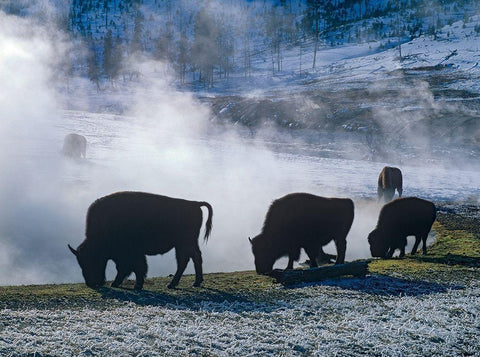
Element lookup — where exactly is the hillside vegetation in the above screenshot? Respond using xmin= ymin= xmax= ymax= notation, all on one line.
xmin=2 ymin=0 xmax=480 ymax=87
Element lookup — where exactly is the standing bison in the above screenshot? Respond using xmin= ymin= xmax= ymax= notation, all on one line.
xmin=62 ymin=133 xmax=87 ymax=158
xmin=68 ymin=191 xmax=213 ymax=290
xmin=377 ymin=166 xmax=403 ymax=202
xmin=368 ymin=197 xmax=436 ymax=258
xmin=249 ymin=193 xmax=354 ymax=274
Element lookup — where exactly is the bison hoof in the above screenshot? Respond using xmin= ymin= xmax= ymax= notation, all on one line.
xmin=193 ymin=281 xmax=203 ymax=287
xmin=167 ymin=283 xmax=177 ymax=289
xmin=111 ymin=282 xmax=120 ymax=288
xmin=134 ymin=285 xmax=143 ymax=291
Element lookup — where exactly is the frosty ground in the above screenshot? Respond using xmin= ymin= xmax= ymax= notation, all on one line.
xmin=1 ymin=269 xmax=478 ymax=356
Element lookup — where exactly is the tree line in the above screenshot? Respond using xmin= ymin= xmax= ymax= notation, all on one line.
xmin=67 ymin=0 xmax=480 ymax=88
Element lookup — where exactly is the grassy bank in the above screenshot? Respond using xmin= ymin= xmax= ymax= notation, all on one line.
xmin=1 ymin=203 xmax=479 ymax=310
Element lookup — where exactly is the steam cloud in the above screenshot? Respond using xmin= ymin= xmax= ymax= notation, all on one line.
xmin=0 ymin=7 xmax=374 ymax=286
xmin=1 ymin=2 xmax=478 ymax=286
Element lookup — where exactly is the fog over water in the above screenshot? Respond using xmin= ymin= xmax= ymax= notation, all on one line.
xmin=1 ymin=7 xmax=479 ymax=286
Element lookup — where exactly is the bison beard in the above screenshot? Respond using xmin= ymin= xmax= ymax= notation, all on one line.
xmin=68 ymin=191 xmax=213 ymax=290
xmin=368 ymin=197 xmax=436 ymax=258
xmin=250 ymin=193 xmax=354 ymax=274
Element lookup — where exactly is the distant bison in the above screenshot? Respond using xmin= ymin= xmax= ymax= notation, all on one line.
xmin=68 ymin=191 xmax=213 ymax=290
xmin=368 ymin=197 xmax=436 ymax=258
xmin=249 ymin=193 xmax=354 ymax=274
xmin=377 ymin=166 xmax=403 ymax=202
xmin=62 ymin=133 xmax=87 ymax=158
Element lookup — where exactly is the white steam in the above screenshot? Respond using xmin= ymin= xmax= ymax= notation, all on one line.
xmin=0 ymin=4 xmax=479 ymax=287
xmin=0 ymin=9 xmax=377 ymax=285
xmin=0 ymin=10 xmax=80 ymax=284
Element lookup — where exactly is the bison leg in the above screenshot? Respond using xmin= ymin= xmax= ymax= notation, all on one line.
xmin=168 ymin=250 xmax=190 ymax=289
xmin=421 ymin=234 xmax=428 ymax=255
xmin=397 ymin=187 xmax=403 ymax=197
xmin=133 ymin=255 xmax=148 ymax=290
xmin=316 ymin=247 xmax=336 ymax=264
xmin=399 ymin=246 xmax=405 ymax=258
xmin=286 ymin=257 xmax=294 ymax=270
xmin=384 ymin=188 xmax=395 ymax=202
xmin=385 ymin=247 xmax=395 ymax=259
xmin=334 ymin=239 xmax=346 ymax=264
xmin=305 ymin=249 xmax=318 ymax=268
xmin=112 ymin=263 xmax=132 ymax=288
xmin=286 ymin=248 xmax=301 ymax=270
xmin=411 ymin=235 xmax=422 ymax=255
xmin=191 ymin=246 xmax=203 ymax=287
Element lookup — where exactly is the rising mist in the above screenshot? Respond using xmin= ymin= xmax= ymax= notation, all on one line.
xmin=1 ymin=2 xmax=479 ymax=286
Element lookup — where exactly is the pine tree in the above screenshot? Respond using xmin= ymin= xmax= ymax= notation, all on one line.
xmin=131 ymin=10 xmax=145 ymax=53
xmin=87 ymin=41 xmax=101 ymax=91
xmin=192 ymin=3 xmax=219 ymax=88
xmin=103 ymin=30 xmax=121 ymax=83
xmin=177 ymin=31 xmax=189 ymax=84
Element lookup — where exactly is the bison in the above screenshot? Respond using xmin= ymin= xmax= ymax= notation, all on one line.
xmin=249 ymin=193 xmax=354 ymax=274
xmin=68 ymin=191 xmax=213 ymax=290
xmin=62 ymin=133 xmax=87 ymax=158
xmin=368 ymin=197 xmax=436 ymax=258
xmin=377 ymin=166 xmax=403 ymax=202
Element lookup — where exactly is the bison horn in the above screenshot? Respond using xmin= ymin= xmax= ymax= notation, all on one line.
xmin=248 ymin=237 xmax=252 ymax=244
xmin=68 ymin=244 xmax=78 ymax=256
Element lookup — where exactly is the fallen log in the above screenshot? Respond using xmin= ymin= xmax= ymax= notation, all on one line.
xmin=269 ymin=260 xmax=370 ymax=286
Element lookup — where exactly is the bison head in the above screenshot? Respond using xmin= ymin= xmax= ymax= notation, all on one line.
xmin=69 ymin=244 xmax=107 ymax=288
xmin=367 ymin=229 xmax=389 ymax=258
xmin=249 ymin=235 xmax=275 ymax=275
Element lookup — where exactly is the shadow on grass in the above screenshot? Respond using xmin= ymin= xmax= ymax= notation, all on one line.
xmin=285 ymin=274 xmax=464 ymax=297
xmin=409 ymin=254 xmax=480 ymax=267
xmin=97 ymin=286 xmax=263 ymax=312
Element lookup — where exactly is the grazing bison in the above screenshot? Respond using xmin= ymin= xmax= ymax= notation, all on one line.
xmin=249 ymin=193 xmax=354 ymax=274
xmin=62 ymin=133 xmax=87 ymax=158
xmin=368 ymin=197 xmax=436 ymax=258
xmin=377 ymin=166 xmax=403 ymax=202
xmin=68 ymin=191 xmax=213 ymax=290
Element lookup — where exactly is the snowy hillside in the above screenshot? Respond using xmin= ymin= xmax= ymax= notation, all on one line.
xmin=64 ymin=0 xmax=480 ymax=89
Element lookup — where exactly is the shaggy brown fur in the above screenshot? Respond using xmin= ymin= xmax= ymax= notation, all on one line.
xmin=250 ymin=193 xmax=354 ymax=274
xmin=62 ymin=133 xmax=87 ymax=158
xmin=69 ymin=191 xmax=213 ymax=290
xmin=368 ymin=197 xmax=436 ymax=258
xmin=377 ymin=166 xmax=403 ymax=202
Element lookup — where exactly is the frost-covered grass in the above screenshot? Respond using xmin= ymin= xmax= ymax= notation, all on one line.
xmin=1 ymin=280 xmax=478 ymax=356
xmin=0 ymin=207 xmax=479 ymax=356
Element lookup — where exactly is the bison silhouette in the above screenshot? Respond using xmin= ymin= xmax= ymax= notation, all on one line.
xmin=368 ymin=197 xmax=436 ymax=258
xmin=249 ymin=193 xmax=354 ymax=274
xmin=377 ymin=166 xmax=403 ymax=202
xmin=62 ymin=133 xmax=87 ymax=158
xmin=68 ymin=191 xmax=213 ymax=290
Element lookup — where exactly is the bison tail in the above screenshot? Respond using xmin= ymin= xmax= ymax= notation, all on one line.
xmin=199 ymin=201 xmax=213 ymax=242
